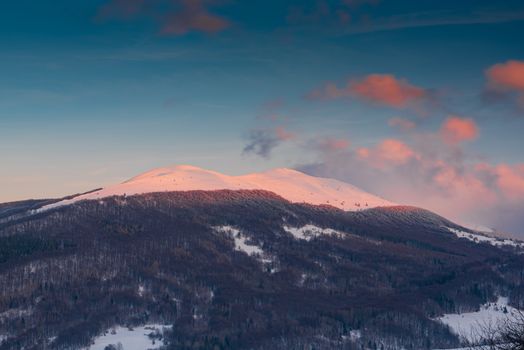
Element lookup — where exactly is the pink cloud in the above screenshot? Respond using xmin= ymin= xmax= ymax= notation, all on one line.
xmin=357 ymin=138 xmax=418 ymax=168
xmin=97 ymin=0 xmax=230 ymax=35
xmin=440 ymin=116 xmax=479 ymax=144
xmin=275 ymin=126 xmax=295 ymax=141
xmin=492 ymin=164 xmax=524 ymax=199
xmin=161 ymin=0 xmax=229 ymax=35
xmin=388 ymin=117 xmax=416 ymax=131
xmin=484 ymin=60 xmax=524 ymax=109
xmin=356 ymin=147 xmax=370 ymax=158
xmin=486 ymin=60 xmax=524 ymax=92
xmin=350 ymin=75 xmax=427 ymax=108
xmin=298 ymin=106 xmax=524 ymax=235
xmin=375 ymin=138 xmax=417 ymax=164
xmin=317 ymin=138 xmax=351 ymax=152
xmin=301 ymin=120 xmax=524 ymax=234
xmin=309 ymin=74 xmax=429 ymax=109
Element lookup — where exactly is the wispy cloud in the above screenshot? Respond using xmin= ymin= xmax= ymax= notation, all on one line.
xmin=388 ymin=117 xmax=416 ymax=131
xmin=338 ymin=9 xmax=524 ymax=35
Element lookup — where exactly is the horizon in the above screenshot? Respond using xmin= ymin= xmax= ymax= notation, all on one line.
xmin=1 ymin=0 xmax=524 ymax=236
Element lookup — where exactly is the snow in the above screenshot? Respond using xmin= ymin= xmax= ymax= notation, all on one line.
xmin=138 ymin=284 xmax=145 ymax=297
xmin=437 ymin=296 xmax=521 ymax=343
xmin=349 ymin=329 xmax=361 ymax=341
xmin=283 ymin=224 xmax=344 ymax=241
xmin=213 ymin=226 xmax=274 ymax=266
xmin=458 ymin=222 xmax=495 ymax=234
xmin=38 ymin=165 xmax=394 ymax=212
xmin=85 ymin=324 xmax=171 ymax=350
xmin=0 ymin=307 xmax=33 ymax=321
xmin=340 ymin=330 xmax=361 ymax=344
xmin=447 ymin=227 xmax=524 ymax=249
xmin=434 ymin=346 xmax=490 ymax=350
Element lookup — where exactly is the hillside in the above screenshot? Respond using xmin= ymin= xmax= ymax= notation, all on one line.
xmin=0 ymin=189 xmax=523 ymax=349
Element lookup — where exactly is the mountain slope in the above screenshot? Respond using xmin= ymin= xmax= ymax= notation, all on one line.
xmin=0 ymin=166 xmax=523 ymax=350
xmin=39 ymin=165 xmax=394 ymax=212
xmin=0 ymin=190 xmax=523 ymax=349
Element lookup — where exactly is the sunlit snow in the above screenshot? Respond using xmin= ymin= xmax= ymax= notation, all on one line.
xmin=38 ymin=165 xmax=394 ymax=212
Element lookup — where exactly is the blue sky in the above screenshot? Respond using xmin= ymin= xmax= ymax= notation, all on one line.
xmin=1 ymin=0 xmax=524 ymax=234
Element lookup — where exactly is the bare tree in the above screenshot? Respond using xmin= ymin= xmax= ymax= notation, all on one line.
xmin=468 ymin=310 xmax=524 ymax=350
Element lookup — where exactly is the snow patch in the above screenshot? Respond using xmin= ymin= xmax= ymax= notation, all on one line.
xmin=437 ymin=296 xmax=521 ymax=343
xmin=283 ymin=224 xmax=344 ymax=241
xmin=85 ymin=324 xmax=171 ymax=350
xmin=138 ymin=284 xmax=145 ymax=297
xmin=298 ymin=273 xmax=308 ymax=286
xmin=213 ymin=226 xmax=275 ymax=268
xmin=448 ymin=227 xmax=524 ymax=249
xmin=349 ymin=329 xmax=361 ymax=341
xmin=0 ymin=307 xmax=33 ymax=321
xmin=340 ymin=330 xmax=361 ymax=344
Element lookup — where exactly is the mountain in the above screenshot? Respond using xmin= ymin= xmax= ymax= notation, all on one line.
xmin=0 ymin=165 xmax=523 ymax=350
xmin=39 ymin=165 xmax=394 ymax=212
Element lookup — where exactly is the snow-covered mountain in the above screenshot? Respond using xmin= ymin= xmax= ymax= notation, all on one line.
xmin=40 ymin=164 xmax=394 ymax=212
xmin=1 ymin=167 xmax=524 ymax=349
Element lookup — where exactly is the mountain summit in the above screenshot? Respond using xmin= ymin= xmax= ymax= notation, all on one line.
xmin=42 ymin=164 xmax=395 ymax=212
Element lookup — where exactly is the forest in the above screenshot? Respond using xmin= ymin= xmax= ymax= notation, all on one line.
xmin=0 ymin=190 xmax=523 ymax=349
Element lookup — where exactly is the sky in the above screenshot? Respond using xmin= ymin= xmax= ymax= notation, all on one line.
xmin=1 ymin=0 xmax=524 ymax=235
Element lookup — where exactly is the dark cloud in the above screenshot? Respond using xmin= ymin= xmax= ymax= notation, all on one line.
xmin=242 ymin=127 xmax=294 ymax=159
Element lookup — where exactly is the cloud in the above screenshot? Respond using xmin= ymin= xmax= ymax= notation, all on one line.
xmin=309 ymin=74 xmax=430 ymax=110
xmin=97 ymin=0 xmax=230 ymax=35
xmin=256 ymin=98 xmax=288 ymax=122
xmin=344 ymin=10 xmax=524 ymax=35
xmin=486 ymin=60 xmax=524 ymax=92
xmin=314 ymin=137 xmax=351 ymax=153
xmin=496 ymin=164 xmax=524 ymax=199
xmin=388 ymin=117 xmax=416 ymax=131
xmin=161 ymin=0 xmax=229 ymax=35
xmin=478 ymin=163 xmax=524 ymax=200
xmin=357 ymin=138 xmax=418 ymax=168
xmin=440 ymin=116 xmax=479 ymax=144
xmin=243 ymin=126 xmax=295 ymax=158
xmin=299 ymin=118 xmax=524 ymax=236
xmin=286 ymin=0 xmax=367 ymax=26
xmin=485 ymin=60 xmax=524 ymax=109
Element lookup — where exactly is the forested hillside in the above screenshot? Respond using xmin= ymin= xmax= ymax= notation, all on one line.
xmin=0 ymin=190 xmax=523 ymax=349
